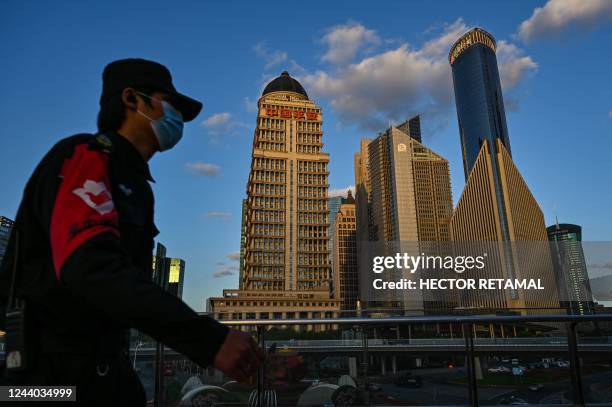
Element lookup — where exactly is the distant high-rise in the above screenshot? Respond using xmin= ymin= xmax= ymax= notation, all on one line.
xmin=449 ymin=28 xmax=511 ymax=180
xmin=152 ymin=243 xmax=185 ymax=299
xmin=328 ymin=195 xmax=343 ymax=283
xmin=547 ymin=223 xmax=594 ymax=315
xmin=0 ymin=216 xmax=14 ymax=265
xmin=355 ymin=139 xmax=374 ymax=246
xmin=167 ymin=258 xmax=186 ymax=299
xmin=396 ymin=115 xmax=422 ymax=143
xmin=209 ymin=71 xmax=340 ymax=325
xmin=332 ymin=191 xmax=358 ymax=311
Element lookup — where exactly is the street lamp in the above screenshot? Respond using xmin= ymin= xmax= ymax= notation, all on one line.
xmin=133 ymin=341 xmax=144 ymax=369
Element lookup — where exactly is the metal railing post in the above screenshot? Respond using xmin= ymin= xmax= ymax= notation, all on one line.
xmin=567 ymin=322 xmax=585 ymax=406
xmin=464 ymin=322 xmax=479 ymax=407
xmin=361 ymin=324 xmax=370 ymax=406
xmin=257 ymin=325 xmax=265 ymax=407
xmin=153 ymin=340 xmax=164 ymax=407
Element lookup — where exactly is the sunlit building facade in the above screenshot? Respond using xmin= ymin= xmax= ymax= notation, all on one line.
xmin=332 ymin=191 xmax=358 ymax=311
xmin=359 ymin=123 xmax=452 ymax=243
xmin=152 ymin=249 xmax=185 ymax=299
xmin=450 ymin=139 xmax=560 ymax=312
xmin=449 ymin=28 xmax=559 ymax=314
xmin=355 ymin=119 xmax=454 ymax=312
xmin=209 ymin=71 xmax=340 ymax=326
xmin=328 ymin=195 xmax=343 ymax=284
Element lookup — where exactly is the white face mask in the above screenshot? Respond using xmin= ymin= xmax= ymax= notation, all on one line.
xmin=136 ymin=92 xmax=184 ymax=151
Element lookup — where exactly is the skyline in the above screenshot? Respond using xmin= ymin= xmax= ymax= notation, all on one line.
xmin=1 ymin=1 xmax=611 ymax=311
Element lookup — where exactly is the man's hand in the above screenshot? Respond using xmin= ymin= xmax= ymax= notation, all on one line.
xmin=213 ymin=329 xmax=265 ymax=382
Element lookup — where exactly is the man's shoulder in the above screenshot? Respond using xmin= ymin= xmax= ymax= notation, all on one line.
xmin=40 ymin=133 xmax=119 ymax=165
xmin=50 ymin=133 xmax=113 ymax=155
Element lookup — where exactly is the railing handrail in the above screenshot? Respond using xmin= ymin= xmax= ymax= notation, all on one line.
xmin=211 ymin=312 xmax=612 ymax=326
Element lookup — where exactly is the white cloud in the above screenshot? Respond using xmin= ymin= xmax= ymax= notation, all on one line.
xmin=201 ymin=112 xmax=247 ymax=139
xmin=321 ymin=22 xmax=380 ymax=65
xmin=496 ymin=41 xmax=539 ymax=89
xmin=185 ymin=161 xmax=220 ymax=176
xmin=300 ymin=19 xmax=537 ymax=132
xmin=328 ymin=185 xmax=355 ymax=198
xmin=227 ymin=252 xmax=240 ymax=261
xmin=202 ymin=211 xmax=231 ymax=220
xmin=518 ymin=0 xmax=612 ymax=42
xmin=202 ymin=112 xmax=231 ymax=128
xmin=608 ymin=109 xmax=612 ymax=119
xmin=213 ymin=264 xmax=238 ymax=278
xmin=589 ymin=261 xmax=612 ymax=269
xmin=254 ymin=42 xmax=288 ymax=70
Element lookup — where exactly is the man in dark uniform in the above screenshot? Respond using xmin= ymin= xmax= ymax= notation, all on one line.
xmin=0 ymin=58 xmax=263 ymax=405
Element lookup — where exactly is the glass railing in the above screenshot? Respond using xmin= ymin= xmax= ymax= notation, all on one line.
xmin=127 ymin=311 xmax=612 ymax=406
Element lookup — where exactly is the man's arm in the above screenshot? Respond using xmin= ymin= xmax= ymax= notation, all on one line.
xmin=45 ymin=142 xmax=262 ymax=376
xmin=61 ymin=234 xmax=228 ymax=367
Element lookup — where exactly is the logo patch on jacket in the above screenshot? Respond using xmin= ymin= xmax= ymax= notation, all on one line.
xmin=73 ymin=180 xmax=115 ymax=215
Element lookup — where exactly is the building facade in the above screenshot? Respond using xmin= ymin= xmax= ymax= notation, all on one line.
xmin=239 ymin=199 xmax=247 ymax=290
xmin=450 ymin=28 xmax=514 ymax=257
xmin=449 ymin=28 xmax=511 ymax=180
xmin=328 ymin=195 xmax=343 ymax=285
xmin=166 ymin=258 xmax=185 ymax=299
xmin=450 ymin=139 xmax=560 ymax=312
xmin=332 ymin=191 xmax=358 ymax=311
xmin=152 ymin=243 xmax=186 ymax=299
xmin=547 ymin=223 xmax=594 ymax=315
xmin=209 ymin=71 xmax=341 ymax=323
xmin=0 ymin=216 xmax=14 ymax=265
xmin=360 ymin=123 xmax=452 ymax=242
xmin=355 ymin=119 xmax=454 ymax=312
xmin=449 ymin=28 xmax=559 ymax=314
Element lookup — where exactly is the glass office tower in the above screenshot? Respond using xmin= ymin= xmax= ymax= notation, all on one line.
xmin=547 ymin=223 xmax=594 ymax=315
xmin=449 ymin=28 xmax=511 ymax=180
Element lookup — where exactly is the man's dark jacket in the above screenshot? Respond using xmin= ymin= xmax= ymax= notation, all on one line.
xmin=0 ymin=132 xmax=228 ymax=398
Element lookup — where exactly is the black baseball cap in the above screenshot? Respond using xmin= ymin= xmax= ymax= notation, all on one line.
xmin=100 ymin=58 xmax=203 ymax=122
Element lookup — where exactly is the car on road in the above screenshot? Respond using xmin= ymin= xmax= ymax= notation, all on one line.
xmin=488 ymin=366 xmax=510 ymax=373
xmin=529 ymin=383 xmax=544 ymax=392
xmin=499 ymin=396 xmax=529 ymax=405
xmin=367 ymin=382 xmax=382 ymax=392
xmin=395 ymin=373 xmax=422 ymax=388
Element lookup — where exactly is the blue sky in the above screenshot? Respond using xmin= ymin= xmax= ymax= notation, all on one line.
xmin=1 ymin=1 xmax=611 ymax=311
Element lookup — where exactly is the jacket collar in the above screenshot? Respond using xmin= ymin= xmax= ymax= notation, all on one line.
xmin=107 ymin=132 xmax=155 ymax=182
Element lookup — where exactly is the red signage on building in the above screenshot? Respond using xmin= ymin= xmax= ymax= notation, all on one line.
xmin=266 ymin=108 xmax=318 ymax=121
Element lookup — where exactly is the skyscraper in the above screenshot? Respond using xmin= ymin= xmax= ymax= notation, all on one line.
xmin=355 ymin=119 xmax=454 ymax=311
xmin=449 ymin=28 xmax=559 ymax=313
xmin=450 ymin=139 xmax=559 ymax=311
xmin=355 ymin=139 xmax=374 ymax=246
xmin=547 ymin=222 xmax=594 ymax=315
xmin=328 ymin=195 xmax=343 ymax=284
xmin=449 ymin=28 xmax=511 ymax=180
xmin=358 ymin=122 xmax=452 ymax=243
xmin=395 ymin=115 xmax=422 ymax=144
xmin=167 ymin=258 xmax=186 ymax=299
xmin=0 ymin=216 xmax=14 ymax=265
xmin=332 ymin=191 xmax=358 ymax=311
xmin=152 ymin=243 xmax=186 ymax=299
xmin=209 ymin=71 xmax=340 ymax=324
